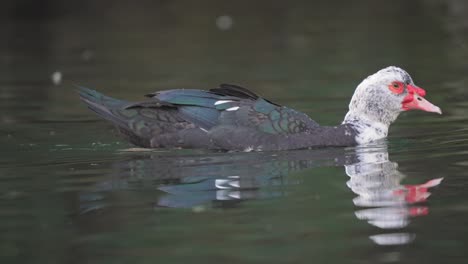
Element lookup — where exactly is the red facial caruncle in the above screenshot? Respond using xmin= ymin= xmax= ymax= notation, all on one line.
xmin=388 ymin=81 xmax=442 ymax=114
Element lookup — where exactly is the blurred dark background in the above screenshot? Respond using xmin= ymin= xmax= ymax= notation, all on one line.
xmin=1 ymin=0 xmax=467 ymax=85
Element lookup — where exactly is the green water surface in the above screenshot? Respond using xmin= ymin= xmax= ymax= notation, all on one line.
xmin=1 ymin=1 xmax=468 ymax=263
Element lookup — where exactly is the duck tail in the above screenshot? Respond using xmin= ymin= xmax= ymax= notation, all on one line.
xmin=77 ymin=86 xmax=155 ymax=147
xmin=77 ymin=86 xmax=130 ymax=128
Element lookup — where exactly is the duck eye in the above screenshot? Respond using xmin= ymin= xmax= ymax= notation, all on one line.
xmin=388 ymin=81 xmax=404 ymax=94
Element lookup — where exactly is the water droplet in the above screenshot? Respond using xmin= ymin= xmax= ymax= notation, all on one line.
xmin=192 ymin=205 xmax=206 ymax=213
xmin=81 ymin=49 xmax=94 ymax=61
xmin=51 ymin=71 xmax=62 ymax=85
xmin=216 ymin=15 xmax=233 ymax=31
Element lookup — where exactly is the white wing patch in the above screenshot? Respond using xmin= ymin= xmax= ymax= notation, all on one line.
xmin=214 ymin=100 xmax=234 ymax=105
xmin=226 ymin=106 xmax=240 ymax=111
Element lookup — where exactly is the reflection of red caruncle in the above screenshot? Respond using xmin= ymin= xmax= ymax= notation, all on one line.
xmin=408 ymin=207 xmax=429 ymax=217
xmin=393 ymin=178 xmax=443 ymax=204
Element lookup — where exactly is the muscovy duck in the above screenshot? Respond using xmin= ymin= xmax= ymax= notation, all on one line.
xmin=78 ymin=66 xmax=441 ymax=151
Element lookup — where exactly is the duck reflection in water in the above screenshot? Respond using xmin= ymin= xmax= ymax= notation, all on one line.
xmin=81 ymin=143 xmax=442 ymax=246
xmin=344 ymin=145 xmax=442 ymax=246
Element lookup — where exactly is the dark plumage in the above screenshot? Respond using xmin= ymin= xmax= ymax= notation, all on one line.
xmin=78 ymin=84 xmax=355 ymax=151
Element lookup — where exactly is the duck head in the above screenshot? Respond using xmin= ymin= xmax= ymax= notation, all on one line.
xmin=343 ymin=66 xmax=441 ymax=144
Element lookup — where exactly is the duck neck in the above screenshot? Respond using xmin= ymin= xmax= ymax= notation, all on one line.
xmin=342 ymin=111 xmax=390 ymax=144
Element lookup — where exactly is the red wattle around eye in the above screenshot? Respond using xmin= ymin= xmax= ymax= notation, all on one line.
xmin=389 ymin=82 xmax=404 ymax=94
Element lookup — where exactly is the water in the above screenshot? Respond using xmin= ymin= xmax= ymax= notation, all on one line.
xmin=1 ymin=1 xmax=468 ymax=263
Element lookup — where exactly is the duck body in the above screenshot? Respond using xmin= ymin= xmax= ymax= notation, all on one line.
xmin=79 ymin=84 xmax=357 ymax=151
xmin=79 ymin=66 xmax=441 ymax=151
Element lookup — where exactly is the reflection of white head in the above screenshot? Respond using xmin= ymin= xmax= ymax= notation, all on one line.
xmin=345 ymin=144 xmax=441 ymax=246
xmin=345 ymin=145 xmax=405 ymax=207
xmin=345 ymin=144 xmax=413 ymax=241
